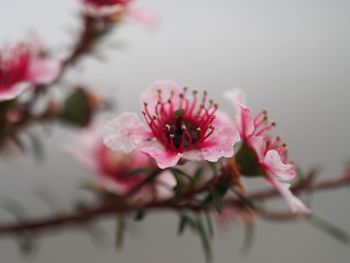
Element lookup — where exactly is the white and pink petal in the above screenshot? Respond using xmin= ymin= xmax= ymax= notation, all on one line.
xmin=103 ymin=112 xmax=151 ymax=153
xmin=139 ymin=140 xmax=183 ymax=169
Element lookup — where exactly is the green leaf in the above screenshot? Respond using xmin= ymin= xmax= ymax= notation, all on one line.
xmin=29 ymin=134 xmax=45 ymax=162
xmin=134 ymin=210 xmax=145 ymax=221
xmin=194 ymin=166 xmax=204 ymax=181
xmin=204 ymin=210 xmax=214 ymax=238
xmin=196 ymin=215 xmax=213 ymax=263
xmin=16 ymin=235 xmax=39 ymax=258
xmin=231 ymin=187 xmax=260 ymax=211
xmin=172 ymin=172 xmax=185 ymax=196
xmin=0 ymin=99 xmax=16 ymax=113
xmin=177 ymin=213 xmax=197 ymax=235
xmin=235 ymin=143 xmax=264 ymax=177
xmin=59 ymin=88 xmax=90 ymax=127
xmin=84 ymin=223 xmax=107 ymax=247
xmin=177 ymin=213 xmax=213 ymax=263
xmin=240 ymin=222 xmax=255 ymax=255
xmin=210 ymin=188 xmax=223 ymax=214
xmin=116 ymin=216 xmax=126 ymax=249
xmin=170 ymin=167 xmax=196 ymax=188
xmin=309 ymin=215 xmax=350 ymax=245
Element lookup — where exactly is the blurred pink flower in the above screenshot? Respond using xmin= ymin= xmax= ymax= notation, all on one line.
xmin=225 ymin=90 xmax=311 ymax=214
xmin=68 ymin=128 xmax=177 ymax=199
xmin=104 ymin=81 xmax=239 ymax=169
xmin=0 ymin=38 xmax=61 ymax=102
xmin=79 ymin=0 xmax=158 ymax=29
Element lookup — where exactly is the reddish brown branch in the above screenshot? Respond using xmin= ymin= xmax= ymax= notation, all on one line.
xmin=0 ymin=172 xmax=349 ymax=237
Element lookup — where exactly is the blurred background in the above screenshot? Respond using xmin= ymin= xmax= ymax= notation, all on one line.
xmin=0 ymin=0 xmax=350 ymax=262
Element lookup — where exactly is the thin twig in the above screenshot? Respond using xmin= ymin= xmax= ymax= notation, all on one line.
xmin=0 ymin=171 xmax=349 ymax=237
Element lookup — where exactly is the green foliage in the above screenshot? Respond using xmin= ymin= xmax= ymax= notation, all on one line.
xmin=210 ymin=188 xmax=224 ymax=214
xmin=134 ymin=209 xmax=145 ymax=221
xmin=309 ymin=215 xmax=350 ymax=246
xmin=235 ymin=143 xmax=264 ymax=177
xmin=177 ymin=213 xmax=213 ymax=263
xmin=0 ymin=99 xmax=16 ymax=113
xmin=116 ymin=216 xmax=126 ymax=249
xmin=29 ymin=134 xmax=45 ymax=162
xmin=1 ymin=199 xmax=40 ymax=257
xmin=59 ymin=88 xmax=91 ymax=127
xmin=240 ymin=222 xmax=255 ymax=255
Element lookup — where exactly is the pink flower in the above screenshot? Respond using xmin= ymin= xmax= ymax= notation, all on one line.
xmin=79 ymin=0 xmax=157 ymax=29
xmin=68 ymin=128 xmax=177 ymax=199
xmin=104 ymin=81 xmax=240 ymax=169
xmin=0 ymin=38 xmax=61 ymax=102
xmin=68 ymin=129 xmax=154 ymax=195
xmin=225 ymin=90 xmax=311 ymax=214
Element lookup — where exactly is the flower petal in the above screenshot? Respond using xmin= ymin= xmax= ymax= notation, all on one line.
xmin=224 ymin=89 xmax=254 ymax=138
xmin=0 ymin=82 xmax=31 ymax=102
xmin=182 ymin=150 xmax=203 ymax=161
xmin=269 ymin=176 xmax=311 ymax=214
xmin=249 ymin=135 xmax=266 ymax=162
xmin=201 ymin=111 xmax=240 ymax=162
xmin=127 ymin=8 xmax=158 ymax=30
xmin=156 ymin=170 xmax=177 ymax=199
xmin=140 ymin=140 xmax=182 ymax=169
xmin=263 ymin=150 xmax=296 ymax=181
xmin=103 ymin=112 xmax=151 ymax=153
xmin=29 ymin=58 xmax=61 ymax=85
xmin=80 ymin=0 xmax=125 ymax=17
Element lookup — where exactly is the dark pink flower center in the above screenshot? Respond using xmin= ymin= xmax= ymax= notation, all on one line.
xmin=83 ymin=0 xmax=131 ymax=7
xmin=0 ymin=44 xmax=30 ymax=92
xmin=142 ymin=88 xmax=218 ymax=152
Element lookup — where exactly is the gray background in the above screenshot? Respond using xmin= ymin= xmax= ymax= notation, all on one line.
xmin=1 ymin=0 xmax=350 ymax=262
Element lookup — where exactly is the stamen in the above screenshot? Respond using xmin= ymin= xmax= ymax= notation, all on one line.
xmin=255 ymin=122 xmax=276 ymax=136
xmin=204 ymin=125 xmax=215 ymax=139
xmin=201 ymin=90 xmax=208 ymax=105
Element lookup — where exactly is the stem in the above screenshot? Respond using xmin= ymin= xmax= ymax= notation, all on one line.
xmin=0 ymin=171 xmax=349 ymax=237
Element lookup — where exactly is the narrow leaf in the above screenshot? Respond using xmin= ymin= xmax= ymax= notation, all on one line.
xmin=116 ymin=216 xmax=125 ymax=249
xmin=240 ymin=222 xmax=255 ymax=255
xmin=196 ymin=216 xmax=213 ymax=263
xmin=134 ymin=210 xmax=145 ymax=221
xmin=204 ymin=210 xmax=214 ymax=238
xmin=211 ymin=188 xmax=223 ymax=214
xmin=309 ymin=215 xmax=350 ymax=245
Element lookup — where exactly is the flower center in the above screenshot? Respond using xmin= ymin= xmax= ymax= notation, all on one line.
xmin=85 ymin=0 xmax=130 ymax=7
xmin=142 ymin=87 xmax=218 ymax=152
xmin=0 ymin=44 xmax=30 ymax=92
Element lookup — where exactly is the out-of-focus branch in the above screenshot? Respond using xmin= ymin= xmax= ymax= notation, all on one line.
xmin=0 ymin=170 xmax=349 ymax=237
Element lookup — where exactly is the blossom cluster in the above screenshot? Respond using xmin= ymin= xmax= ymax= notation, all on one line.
xmin=71 ymin=81 xmax=310 ymax=215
